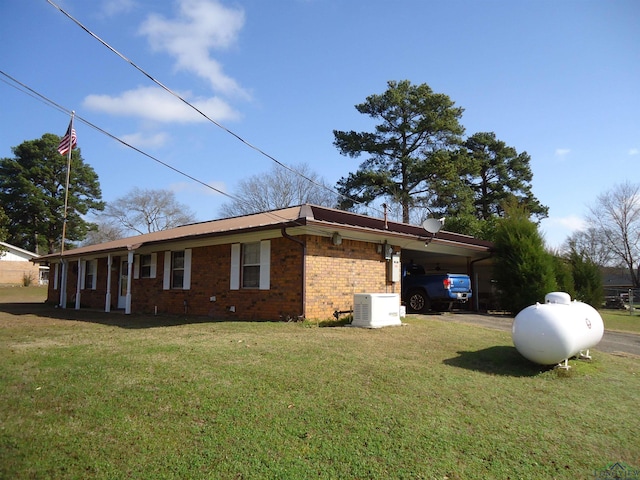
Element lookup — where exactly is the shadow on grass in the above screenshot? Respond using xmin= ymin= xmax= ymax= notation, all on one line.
xmin=443 ymin=346 xmax=550 ymax=377
xmin=0 ymin=302 xmax=224 ymax=329
xmin=318 ymin=318 xmax=352 ymax=327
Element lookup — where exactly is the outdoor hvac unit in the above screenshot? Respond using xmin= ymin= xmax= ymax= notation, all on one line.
xmin=352 ymin=293 xmax=401 ymax=328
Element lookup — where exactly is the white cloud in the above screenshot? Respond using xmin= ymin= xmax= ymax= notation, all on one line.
xmin=83 ymin=86 xmax=241 ymax=123
xmin=547 ymin=215 xmax=586 ymax=231
xmin=540 ymin=214 xmax=586 ymax=249
xmin=119 ymin=131 xmax=169 ymax=149
xmin=101 ymin=0 xmax=136 ymax=17
xmin=139 ymin=0 xmax=249 ymax=99
xmin=628 ymin=148 xmax=639 ymax=156
xmin=555 ymin=148 xmax=571 ymax=158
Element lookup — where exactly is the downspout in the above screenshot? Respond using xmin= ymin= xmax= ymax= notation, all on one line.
xmin=470 ymin=253 xmax=493 ymax=312
xmin=281 ymin=227 xmax=306 ymax=319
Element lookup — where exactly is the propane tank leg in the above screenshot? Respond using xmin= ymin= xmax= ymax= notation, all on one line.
xmin=556 ymin=358 xmax=570 ymax=370
xmin=579 ymin=349 xmax=592 ymax=360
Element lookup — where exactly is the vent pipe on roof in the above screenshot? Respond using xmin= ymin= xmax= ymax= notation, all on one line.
xmin=382 ymin=203 xmax=389 ymax=230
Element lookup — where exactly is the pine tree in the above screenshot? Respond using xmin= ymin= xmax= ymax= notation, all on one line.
xmin=493 ymin=202 xmax=556 ymax=313
xmin=0 ymin=133 xmax=104 ymax=253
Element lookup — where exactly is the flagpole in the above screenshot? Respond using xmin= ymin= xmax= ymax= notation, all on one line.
xmin=59 ymin=111 xmax=75 ymax=308
xmin=60 ymin=111 xmax=75 ymax=256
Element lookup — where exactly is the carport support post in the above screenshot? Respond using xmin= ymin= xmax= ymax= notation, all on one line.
xmin=474 ymin=272 xmax=479 ymax=312
xmin=125 ymin=250 xmax=133 ymax=314
xmin=105 ymin=254 xmax=112 ymax=313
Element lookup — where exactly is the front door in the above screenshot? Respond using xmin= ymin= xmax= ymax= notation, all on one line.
xmin=117 ymin=259 xmax=128 ymax=309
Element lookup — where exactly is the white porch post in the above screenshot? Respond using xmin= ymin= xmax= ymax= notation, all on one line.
xmin=105 ymin=254 xmax=112 ymax=312
xmin=125 ymin=250 xmax=134 ymax=314
xmin=59 ymin=260 xmax=67 ymax=308
xmin=75 ymin=258 xmax=82 ymax=310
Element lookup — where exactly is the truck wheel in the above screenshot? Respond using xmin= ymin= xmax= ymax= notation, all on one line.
xmin=407 ymin=290 xmax=430 ymax=314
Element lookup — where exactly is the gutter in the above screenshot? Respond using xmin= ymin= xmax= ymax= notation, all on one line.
xmin=281 ymin=227 xmax=306 ymax=319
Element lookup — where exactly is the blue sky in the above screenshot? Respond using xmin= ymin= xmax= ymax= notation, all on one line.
xmin=0 ymin=0 xmax=638 ymax=248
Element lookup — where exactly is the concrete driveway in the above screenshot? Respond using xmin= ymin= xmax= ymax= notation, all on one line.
xmin=421 ymin=312 xmax=640 ymax=358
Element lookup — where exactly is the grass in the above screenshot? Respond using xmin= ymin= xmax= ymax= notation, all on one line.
xmin=600 ymin=308 xmax=640 ymax=333
xmin=0 ymin=284 xmax=48 ymax=303
xmin=0 ymin=287 xmax=638 ymax=479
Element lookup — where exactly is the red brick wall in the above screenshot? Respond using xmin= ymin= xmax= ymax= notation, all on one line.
xmin=46 ymin=234 xmax=394 ymax=321
xmin=46 ymin=264 xmax=59 ymax=305
xmin=47 ymin=260 xmax=80 ymax=307
xmin=47 ymin=257 xmax=119 ymax=309
xmin=304 ymin=236 xmax=393 ymax=320
xmin=130 ymin=240 xmax=303 ymax=320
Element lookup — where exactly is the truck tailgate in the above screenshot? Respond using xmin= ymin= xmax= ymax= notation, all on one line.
xmin=449 ymin=275 xmax=471 ymax=293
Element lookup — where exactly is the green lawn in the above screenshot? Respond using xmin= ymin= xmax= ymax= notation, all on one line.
xmin=600 ymin=308 xmax=640 ymax=333
xmin=0 ymin=284 xmax=48 ymax=303
xmin=0 ymin=288 xmax=638 ymax=479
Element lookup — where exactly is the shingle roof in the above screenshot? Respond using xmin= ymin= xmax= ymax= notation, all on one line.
xmin=0 ymin=241 xmax=39 ymax=259
xmin=36 ymin=204 xmax=492 ymax=261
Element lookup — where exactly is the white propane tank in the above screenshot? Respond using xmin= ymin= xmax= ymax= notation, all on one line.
xmin=511 ymin=292 xmax=604 ymax=365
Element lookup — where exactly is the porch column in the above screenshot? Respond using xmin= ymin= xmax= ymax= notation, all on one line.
xmin=59 ymin=260 xmax=67 ymax=308
xmin=125 ymin=250 xmax=134 ymax=314
xmin=75 ymin=258 xmax=82 ymax=310
xmin=105 ymin=254 xmax=112 ymax=312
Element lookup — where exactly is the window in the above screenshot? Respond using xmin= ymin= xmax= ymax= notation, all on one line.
xmin=171 ymin=251 xmax=185 ymax=289
xmin=163 ymin=249 xmax=191 ymax=290
xmin=140 ymin=254 xmax=153 ymax=278
xmin=242 ymin=242 xmax=260 ymax=288
xmin=83 ymin=259 xmax=97 ymax=290
xmin=134 ymin=253 xmax=157 ymax=279
xmin=230 ymin=241 xmax=270 ymax=290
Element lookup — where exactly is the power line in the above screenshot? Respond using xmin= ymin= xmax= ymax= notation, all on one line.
xmin=0 ymin=70 xmax=365 ymax=239
xmin=0 ymin=75 xmax=68 ymax=116
xmin=0 ymin=69 xmax=235 ymax=202
xmin=45 ymin=0 xmax=373 ymax=216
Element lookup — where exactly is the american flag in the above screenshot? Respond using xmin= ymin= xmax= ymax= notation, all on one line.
xmin=57 ymin=120 xmax=77 ymax=156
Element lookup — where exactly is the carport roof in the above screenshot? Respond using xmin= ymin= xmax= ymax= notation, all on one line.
xmin=36 ymin=204 xmax=493 ymax=261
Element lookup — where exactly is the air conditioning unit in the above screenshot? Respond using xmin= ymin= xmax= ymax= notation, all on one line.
xmin=352 ymin=293 xmax=401 ymax=328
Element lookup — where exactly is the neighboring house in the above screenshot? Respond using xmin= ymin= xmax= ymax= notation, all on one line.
xmin=35 ymin=204 xmax=494 ymax=320
xmin=602 ymin=266 xmax=636 ymax=291
xmin=0 ymin=241 xmax=47 ymax=285
xmin=602 ymin=266 xmax=639 ymax=307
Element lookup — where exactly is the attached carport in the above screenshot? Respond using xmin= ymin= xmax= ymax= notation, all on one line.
xmin=293 ymin=206 xmax=496 ymax=312
xmin=398 ymin=232 xmax=495 ymax=312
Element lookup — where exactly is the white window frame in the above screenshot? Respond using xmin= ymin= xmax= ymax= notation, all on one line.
xmin=163 ymin=249 xmax=191 ymax=290
xmin=242 ymin=242 xmax=261 ymax=289
xmin=230 ymin=240 xmax=270 ymax=290
xmin=82 ymin=259 xmax=97 ymax=290
xmin=134 ymin=253 xmax=157 ymax=279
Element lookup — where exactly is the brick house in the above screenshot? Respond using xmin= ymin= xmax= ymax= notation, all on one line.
xmin=35 ymin=204 xmax=494 ymax=320
xmin=0 ymin=241 xmax=46 ymax=285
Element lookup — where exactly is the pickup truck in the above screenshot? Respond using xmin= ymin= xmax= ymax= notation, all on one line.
xmin=402 ymin=264 xmax=472 ymax=313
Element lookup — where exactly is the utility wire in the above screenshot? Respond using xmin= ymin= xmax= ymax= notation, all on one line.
xmin=1 ymin=69 xmax=377 ymax=239
xmin=45 ymin=0 xmax=376 ymax=217
xmin=0 ymin=75 xmax=68 ymax=116
xmin=1 ymin=69 xmax=235 ymax=202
